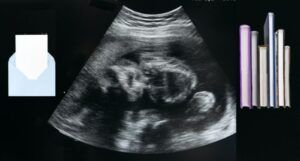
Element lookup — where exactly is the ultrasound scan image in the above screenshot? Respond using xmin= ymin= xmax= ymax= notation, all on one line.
xmin=49 ymin=5 xmax=236 ymax=153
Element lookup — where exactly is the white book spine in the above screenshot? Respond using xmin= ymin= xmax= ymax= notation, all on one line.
xmin=277 ymin=29 xmax=285 ymax=107
xmin=275 ymin=32 xmax=279 ymax=108
xmin=284 ymin=46 xmax=291 ymax=107
xmin=251 ymin=31 xmax=259 ymax=106
xmin=259 ymin=46 xmax=268 ymax=107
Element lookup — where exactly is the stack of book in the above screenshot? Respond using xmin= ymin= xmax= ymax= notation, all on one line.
xmin=240 ymin=12 xmax=291 ymax=109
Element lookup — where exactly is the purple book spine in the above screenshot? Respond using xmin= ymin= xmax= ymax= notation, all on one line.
xmin=240 ymin=25 xmax=252 ymax=108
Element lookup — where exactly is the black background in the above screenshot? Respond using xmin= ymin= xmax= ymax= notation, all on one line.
xmin=1 ymin=0 xmax=298 ymax=161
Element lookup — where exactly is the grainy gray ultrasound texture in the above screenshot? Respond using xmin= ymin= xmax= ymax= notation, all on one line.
xmin=49 ymin=6 xmax=236 ymax=153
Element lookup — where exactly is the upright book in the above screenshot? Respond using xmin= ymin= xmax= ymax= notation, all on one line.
xmin=251 ymin=31 xmax=259 ymax=107
xmin=240 ymin=25 xmax=252 ymax=108
xmin=276 ymin=29 xmax=285 ymax=107
xmin=264 ymin=12 xmax=275 ymax=107
xmin=284 ymin=46 xmax=291 ymax=107
xmin=259 ymin=46 xmax=268 ymax=107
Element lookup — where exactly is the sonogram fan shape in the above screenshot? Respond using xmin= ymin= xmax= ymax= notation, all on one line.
xmin=49 ymin=6 xmax=236 ymax=153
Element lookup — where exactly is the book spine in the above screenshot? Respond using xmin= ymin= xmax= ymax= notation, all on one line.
xmin=275 ymin=31 xmax=279 ymax=108
xmin=277 ymin=29 xmax=285 ymax=107
xmin=284 ymin=46 xmax=291 ymax=107
xmin=264 ymin=12 xmax=276 ymax=107
xmin=259 ymin=46 xmax=268 ymax=107
xmin=271 ymin=14 xmax=278 ymax=108
xmin=240 ymin=25 xmax=252 ymax=108
xmin=251 ymin=31 xmax=259 ymax=107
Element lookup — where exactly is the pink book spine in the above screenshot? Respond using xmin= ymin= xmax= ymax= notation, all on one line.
xmin=240 ymin=25 xmax=252 ymax=108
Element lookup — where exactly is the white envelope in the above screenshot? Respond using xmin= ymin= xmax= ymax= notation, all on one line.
xmin=8 ymin=53 xmax=56 ymax=96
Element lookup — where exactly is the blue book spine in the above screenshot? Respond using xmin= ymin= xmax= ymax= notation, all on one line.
xmin=264 ymin=12 xmax=276 ymax=108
